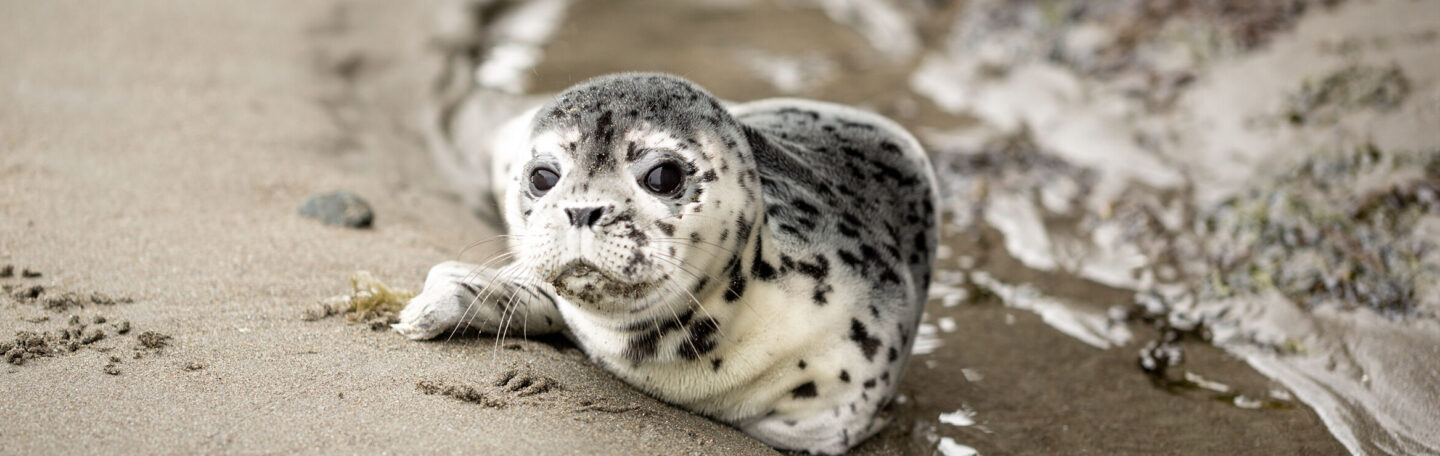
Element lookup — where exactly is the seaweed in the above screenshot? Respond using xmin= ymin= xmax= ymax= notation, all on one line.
xmin=305 ymin=271 xmax=416 ymax=330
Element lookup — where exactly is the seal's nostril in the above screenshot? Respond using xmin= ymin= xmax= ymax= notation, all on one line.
xmin=565 ymin=206 xmax=607 ymax=228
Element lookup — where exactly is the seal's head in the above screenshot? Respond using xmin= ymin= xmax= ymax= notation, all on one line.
xmin=504 ymin=73 xmax=761 ymax=316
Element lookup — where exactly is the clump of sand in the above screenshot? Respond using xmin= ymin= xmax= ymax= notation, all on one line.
xmin=3 ymin=315 xmax=138 ymax=366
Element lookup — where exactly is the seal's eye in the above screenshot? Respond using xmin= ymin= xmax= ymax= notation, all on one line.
xmin=529 ymin=167 xmax=559 ymax=196
xmin=643 ymin=163 xmax=685 ymax=196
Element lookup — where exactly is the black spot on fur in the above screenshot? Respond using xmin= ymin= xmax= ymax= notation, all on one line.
xmin=838 ymin=250 xmax=864 ymax=269
xmin=779 ymin=224 xmax=806 ymax=240
xmin=625 ymin=141 xmax=640 ymax=161
xmin=778 ymin=107 xmax=820 ymax=120
xmin=879 ymin=141 xmax=902 ymax=155
xmin=812 ymin=285 xmax=830 ymax=305
xmin=878 ymin=269 xmax=901 ymax=284
xmin=691 ymin=276 xmax=710 ymax=295
xmin=791 ymin=198 xmax=819 ymax=215
xmin=837 ymin=118 xmax=876 ymax=130
xmin=712 ymin=358 xmax=723 ymax=371
xmin=752 ymin=236 xmax=777 ymax=281
xmin=626 ymin=331 xmax=661 ymax=360
xmin=798 ymin=360 xmax=807 ymax=369
xmin=622 ymin=308 xmax=695 ymax=333
xmin=795 ymin=255 xmax=829 ymax=280
xmin=724 ymin=255 xmax=747 ymax=302
xmin=590 ymin=110 xmax=617 ymax=173
xmin=678 ymin=316 xmax=719 ymax=360
xmin=863 ymin=378 xmax=877 ymax=389
xmin=735 ymin=214 xmax=752 ymax=244
xmin=790 ymin=381 xmax=818 ymax=399
xmin=655 ymin=221 xmax=675 ymax=236
xmin=888 ymin=347 xmax=898 ymax=362
xmin=849 ymin=319 xmax=882 ymax=361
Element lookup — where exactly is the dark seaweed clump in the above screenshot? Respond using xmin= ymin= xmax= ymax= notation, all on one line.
xmin=1198 ymin=145 xmax=1440 ymax=318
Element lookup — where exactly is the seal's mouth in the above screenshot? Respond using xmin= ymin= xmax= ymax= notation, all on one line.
xmin=552 ymin=259 xmax=608 ymax=282
xmin=548 ymin=259 xmax=656 ymax=304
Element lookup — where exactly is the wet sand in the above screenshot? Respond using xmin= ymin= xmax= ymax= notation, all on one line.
xmin=3 ymin=0 xmax=1433 ymax=454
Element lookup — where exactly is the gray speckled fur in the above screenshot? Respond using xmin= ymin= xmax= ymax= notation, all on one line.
xmin=396 ymin=73 xmax=938 ymax=455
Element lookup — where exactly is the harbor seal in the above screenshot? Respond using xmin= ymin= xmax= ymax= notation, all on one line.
xmin=394 ymin=73 xmax=938 ymax=454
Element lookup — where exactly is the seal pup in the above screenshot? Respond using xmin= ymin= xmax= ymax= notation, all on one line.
xmin=395 ymin=73 xmax=938 ymax=454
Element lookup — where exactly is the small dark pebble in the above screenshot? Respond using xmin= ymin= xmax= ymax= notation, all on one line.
xmin=182 ymin=361 xmax=205 ymax=371
xmin=113 ymin=320 xmax=131 ymax=334
xmin=21 ymin=269 xmax=41 ymax=278
xmin=103 ymin=363 xmax=121 ymax=375
xmin=0 ymin=265 xmax=12 ymax=278
xmin=299 ymin=190 xmax=374 ymax=229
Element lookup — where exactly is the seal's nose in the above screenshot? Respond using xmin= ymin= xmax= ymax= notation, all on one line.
xmin=565 ymin=206 xmax=607 ymax=228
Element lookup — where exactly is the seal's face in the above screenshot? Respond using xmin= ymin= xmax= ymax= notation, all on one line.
xmin=505 ymin=74 xmax=754 ymax=315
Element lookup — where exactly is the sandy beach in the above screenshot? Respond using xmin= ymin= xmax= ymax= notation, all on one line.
xmin=3 ymin=0 xmax=1435 ymax=454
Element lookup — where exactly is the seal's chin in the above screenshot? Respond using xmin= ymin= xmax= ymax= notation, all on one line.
xmin=548 ymin=260 xmax=655 ymax=309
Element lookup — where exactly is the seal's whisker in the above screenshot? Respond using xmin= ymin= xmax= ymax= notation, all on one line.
xmin=455 ymin=234 xmax=535 ymax=259
xmin=653 ymin=250 xmax=763 ymax=334
xmin=459 ymin=252 xmax=518 ymax=288
xmin=651 ymin=279 xmax=703 ymax=359
xmin=484 ymin=267 xmax=531 ymax=367
xmin=645 ymin=254 xmax=728 ymax=340
xmin=490 ymin=281 xmax=526 ymax=361
xmin=446 ymin=255 xmax=519 ymax=342
xmin=447 ymin=260 xmax=522 ymax=343
xmin=648 ymin=237 xmax=736 ymax=258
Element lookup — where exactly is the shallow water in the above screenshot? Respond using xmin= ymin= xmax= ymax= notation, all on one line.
xmin=429 ymin=0 xmax=1440 ymax=453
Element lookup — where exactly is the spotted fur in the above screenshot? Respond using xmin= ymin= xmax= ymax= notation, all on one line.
xmin=394 ymin=73 xmax=938 ymax=455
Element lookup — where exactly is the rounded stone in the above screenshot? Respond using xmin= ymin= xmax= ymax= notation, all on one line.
xmin=299 ymin=190 xmax=374 ymax=229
